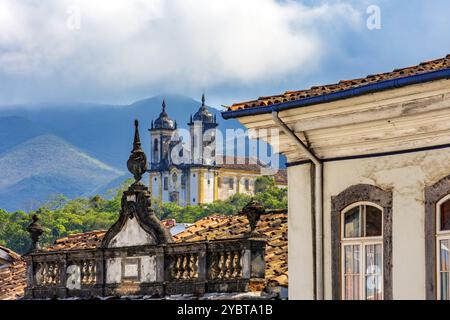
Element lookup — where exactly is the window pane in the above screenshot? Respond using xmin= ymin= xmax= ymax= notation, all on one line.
xmin=441 ymin=200 xmax=450 ymax=231
xmin=441 ymin=240 xmax=450 ymax=272
xmin=440 ymin=239 xmax=450 ymax=300
xmin=344 ymin=245 xmax=360 ymax=274
xmin=344 ymin=245 xmax=360 ymax=300
xmin=441 ymin=272 xmax=450 ymax=300
xmin=365 ymin=206 xmax=382 ymax=237
xmin=345 ymin=275 xmax=360 ymax=300
xmin=365 ymin=244 xmax=383 ymax=300
xmin=344 ymin=207 xmax=361 ymax=238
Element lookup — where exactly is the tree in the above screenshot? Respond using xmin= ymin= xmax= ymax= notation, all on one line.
xmin=254 ymin=176 xmax=276 ymax=193
xmin=0 ymin=177 xmax=286 ymax=254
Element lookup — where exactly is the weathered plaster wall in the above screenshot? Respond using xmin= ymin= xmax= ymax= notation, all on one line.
xmin=110 ymin=217 xmax=156 ymax=248
xmin=287 ymin=164 xmax=314 ymax=300
xmin=140 ymin=256 xmax=157 ymax=282
xmin=288 ymin=147 xmax=450 ymax=300
xmin=106 ymin=258 xmax=122 ymax=283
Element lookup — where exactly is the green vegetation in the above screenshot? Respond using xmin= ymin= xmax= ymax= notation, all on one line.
xmin=0 ymin=176 xmax=286 ymax=254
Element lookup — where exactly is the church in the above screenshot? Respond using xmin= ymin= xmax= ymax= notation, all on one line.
xmin=148 ymin=95 xmax=286 ymax=206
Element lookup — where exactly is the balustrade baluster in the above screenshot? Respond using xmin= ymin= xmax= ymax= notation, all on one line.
xmin=190 ymin=254 xmax=198 ymax=278
xmin=182 ymin=254 xmax=189 ymax=279
xmin=218 ymin=252 xmax=225 ymax=279
xmin=176 ymin=255 xmax=183 ymax=280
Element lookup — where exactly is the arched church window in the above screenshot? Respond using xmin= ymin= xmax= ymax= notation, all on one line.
xmin=154 ymin=139 xmax=158 ymax=151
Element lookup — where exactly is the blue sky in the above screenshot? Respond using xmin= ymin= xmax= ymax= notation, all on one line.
xmin=0 ymin=0 xmax=449 ymax=108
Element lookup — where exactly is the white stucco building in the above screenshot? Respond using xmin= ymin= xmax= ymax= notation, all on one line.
xmin=222 ymin=54 xmax=450 ymax=300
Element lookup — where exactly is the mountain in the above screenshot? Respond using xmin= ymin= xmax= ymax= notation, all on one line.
xmin=0 ymin=116 xmax=48 ymax=155
xmin=0 ymin=134 xmax=123 ymax=211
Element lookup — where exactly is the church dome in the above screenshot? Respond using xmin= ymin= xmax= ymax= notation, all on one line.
xmin=193 ymin=94 xmax=215 ymax=123
xmin=153 ymin=99 xmax=176 ymax=130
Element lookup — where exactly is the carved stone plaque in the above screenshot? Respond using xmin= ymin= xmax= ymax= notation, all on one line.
xmin=122 ymin=258 xmax=140 ymax=282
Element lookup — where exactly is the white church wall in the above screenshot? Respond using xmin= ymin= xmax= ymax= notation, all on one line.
xmin=151 ymin=175 xmax=159 ymax=199
xmin=203 ymin=171 xmax=215 ymax=203
xmin=190 ymin=172 xmax=198 ymax=205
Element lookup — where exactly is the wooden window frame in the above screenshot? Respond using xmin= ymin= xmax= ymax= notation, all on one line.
xmin=436 ymin=195 xmax=450 ymax=300
xmin=340 ymin=202 xmax=384 ymax=300
xmin=425 ymin=175 xmax=450 ymax=299
xmin=331 ymin=184 xmax=393 ymax=300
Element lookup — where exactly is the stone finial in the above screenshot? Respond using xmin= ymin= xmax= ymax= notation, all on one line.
xmin=241 ymin=200 xmax=265 ymax=237
xmin=162 ymin=99 xmax=166 ymax=112
xmin=201 ymin=93 xmax=205 ymax=106
xmin=26 ymin=214 xmax=44 ymax=252
xmin=127 ymin=120 xmax=148 ymax=184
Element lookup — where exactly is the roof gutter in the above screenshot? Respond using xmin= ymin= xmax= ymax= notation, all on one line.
xmin=272 ymin=111 xmax=324 ymax=300
xmin=222 ymin=68 xmax=450 ymax=120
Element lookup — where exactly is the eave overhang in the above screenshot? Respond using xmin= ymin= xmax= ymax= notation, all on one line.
xmin=222 ymin=68 xmax=450 ymax=120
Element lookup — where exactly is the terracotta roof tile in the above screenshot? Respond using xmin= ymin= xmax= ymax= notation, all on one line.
xmin=219 ymin=156 xmax=287 ymax=185
xmin=227 ymin=55 xmax=450 ymax=111
xmin=0 ymin=247 xmax=26 ymax=300
xmin=0 ymin=213 xmax=288 ymax=299
xmin=44 ymin=230 xmax=106 ymax=252
xmin=219 ymin=156 xmax=267 ymax=172
xmin=173 ymin=211 xmax=288 ymax=287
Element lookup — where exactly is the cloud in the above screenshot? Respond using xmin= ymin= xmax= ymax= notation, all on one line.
xmin=0 ymin=0 xmax=361 ymax=104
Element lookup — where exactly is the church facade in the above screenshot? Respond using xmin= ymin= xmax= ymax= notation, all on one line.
xmin=148 ymin=95 xmax=286 ymax=206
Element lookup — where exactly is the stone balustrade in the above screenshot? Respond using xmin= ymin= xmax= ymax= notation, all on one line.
xmin=24 ymin=237 xmax=265 ymax=299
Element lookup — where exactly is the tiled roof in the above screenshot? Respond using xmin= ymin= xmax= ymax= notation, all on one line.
xmin=173 ymin=211 xmax=288 ymax=287
xmin=0 ymin=213 xmax=287 ymax=299
xmin=0 ymin=245 xmax=21 ymax=262
xmin=227 ymin=55 xmax=450 ymax=111
xmin=219 ymin=156 xmax=265 ymax=172
xmin=273 ymin=170 xmax=287 ymax=186
xmin=43 ymin=220 xmax=177 ymax=252
xmin=44 ymin=230 xmax=106 ymax=252
xmin=0 ymin=246 xmax=26 ymax=300
xmin=219 ymin=156 xmax=288 ymax=185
